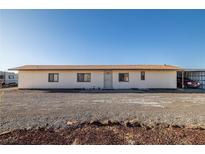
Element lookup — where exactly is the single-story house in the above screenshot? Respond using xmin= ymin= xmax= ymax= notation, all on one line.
xmin=9 ymin=65 xmax=181 ymax=89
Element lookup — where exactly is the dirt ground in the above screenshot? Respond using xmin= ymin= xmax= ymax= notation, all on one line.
xmin=1 ymin=88 xmax=205 ymax=144
xmin=1 ymin=122 xmax=205 ymax=145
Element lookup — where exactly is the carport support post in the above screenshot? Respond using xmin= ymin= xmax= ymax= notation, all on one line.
xmin=182 ymin=71 xmax=184 ymax=89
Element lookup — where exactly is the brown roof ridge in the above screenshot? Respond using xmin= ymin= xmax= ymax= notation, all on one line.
xmin=9 ymin=64 xmax=182 ymax=71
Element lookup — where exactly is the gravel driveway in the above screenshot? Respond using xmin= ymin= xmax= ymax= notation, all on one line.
xmin=1 ymin=88 xmax=205 ymax=133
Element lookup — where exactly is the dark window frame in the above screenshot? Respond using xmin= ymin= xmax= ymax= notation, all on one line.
xmin=141 ymin=71 xmax=145 ymax=80
xmin=119 ymin=73 xmax=129 ymax=82
xmin=48 ymin=73 xmax=59 ymax=82
xmin=8 ymin=75 xmax=14 ymax=79
xmin=77 ymin=73 xmax=91 ymax=82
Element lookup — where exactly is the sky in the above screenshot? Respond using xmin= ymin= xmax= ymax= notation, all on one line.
xmin=0 ymin=9 xmax=205 ymax=71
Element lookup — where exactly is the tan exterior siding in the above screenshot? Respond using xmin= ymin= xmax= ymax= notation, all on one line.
xmin=18 ymin=70 xmax=177 ymax=89
xmin=113 ymin=70 xmax=177 ymax=89
xmin=18 ymin=70 xmax=104 ymax=89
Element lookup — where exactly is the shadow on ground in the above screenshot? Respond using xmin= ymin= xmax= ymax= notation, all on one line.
xmin=22 ymin=88 xmax=205 ymax=94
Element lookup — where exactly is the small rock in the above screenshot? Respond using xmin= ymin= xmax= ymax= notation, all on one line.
xmin=0 ymin=130 xmax=11 ymax=136
xmin=66 ymin=120 xmax=78 ymax=126
xmin=127 ymin=140 xmax=135 ymax=145
xmin=100 ymin=120 xmax=109 ymax=125
xmin=72 ymin=138 xmax=80 ymax=145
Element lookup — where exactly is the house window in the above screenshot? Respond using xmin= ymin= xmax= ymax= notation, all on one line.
xmin=77 ymin=73 xmax=91 ymax=82
xmin=48 ymin=73 xmax=59 ymax=82
xmin=8 ymin=75 xmax=14 ymax=79
xmin=141 ymin=71 xmax=145 ymax=80
xmin=0 ymin=75 xmax=4 ymax=79
xmin=119 ymin=73 xmax=129 ymax=82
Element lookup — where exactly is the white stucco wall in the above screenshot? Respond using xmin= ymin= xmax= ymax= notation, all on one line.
xmin=18 ymin=70 xmax=104 ymax=89
xmin=112 ymin=70 xmax=177 ymax=89
xmin=18 ymin=70 xmax=177 ymax=89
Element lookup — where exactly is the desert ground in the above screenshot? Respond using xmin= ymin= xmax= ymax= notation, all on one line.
xmin=1 ymin=88 xmax=205 ymax=144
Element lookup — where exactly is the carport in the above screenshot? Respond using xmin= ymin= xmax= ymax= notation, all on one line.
xmin=177 ymin=69 xmax=205 ymax=89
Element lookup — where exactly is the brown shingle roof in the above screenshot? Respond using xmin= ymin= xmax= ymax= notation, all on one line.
xmin=9 ymin=65 xmax=182 ymax=70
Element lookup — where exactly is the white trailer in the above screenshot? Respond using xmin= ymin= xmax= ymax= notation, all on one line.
xmin=0 ymin=71 xmax=18 ymax=87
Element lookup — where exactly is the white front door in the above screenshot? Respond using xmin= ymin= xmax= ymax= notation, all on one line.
xmin=104 ymin=71 xmax=113 ymax=89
